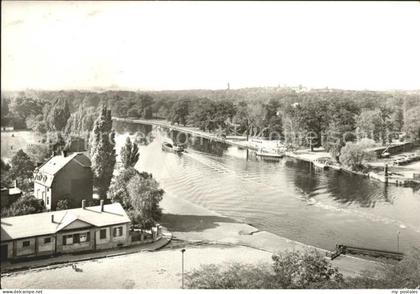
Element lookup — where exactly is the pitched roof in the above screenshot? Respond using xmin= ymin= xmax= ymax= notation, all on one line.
xmin=38 ymin=152 xmax=90 ymax=175
xmin=1 ymin=203 xmax=130 ymax=241
xmin=34 ymin=153 xmax=91 ymax=187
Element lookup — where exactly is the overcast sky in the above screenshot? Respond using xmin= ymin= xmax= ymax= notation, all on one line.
xmin=2 ymin=1 xmax=420 ymax=91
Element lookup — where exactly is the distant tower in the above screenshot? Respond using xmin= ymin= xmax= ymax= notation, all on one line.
xmin=227 ymin=82 xmax=230 ymax=90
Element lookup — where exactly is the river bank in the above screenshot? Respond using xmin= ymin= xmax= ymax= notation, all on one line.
xmin=159 ymin=191 xmax=383 ymax=278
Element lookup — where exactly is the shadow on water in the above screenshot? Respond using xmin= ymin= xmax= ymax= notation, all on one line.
xmin=161 ymin=213 xmax=238 ymax=232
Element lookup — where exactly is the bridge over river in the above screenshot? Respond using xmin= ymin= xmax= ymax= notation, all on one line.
xmin=112 ymin=117 xmax=258 ymax=150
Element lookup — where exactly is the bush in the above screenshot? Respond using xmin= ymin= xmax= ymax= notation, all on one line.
xmin=1 ymin=195 xmax=45 ymax=217
xmin=56 ymin=199 xmax=71 ymax=211
xmin=339 ymin=139 xmax=376 ymax=171
xmin=186 ymin=250 xmax=344 ymax=289
xmin=271 ymin=250 xmax=344 ymax=289
xmin=186 ymin=262 xmax=276 ymax=289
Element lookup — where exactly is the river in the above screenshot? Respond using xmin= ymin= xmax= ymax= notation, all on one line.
xmin=115 ymin=121 xmax=420 ymax=252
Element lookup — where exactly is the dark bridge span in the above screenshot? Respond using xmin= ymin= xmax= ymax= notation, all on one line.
xmin=112 ymin=117 xmax=258 ymax=150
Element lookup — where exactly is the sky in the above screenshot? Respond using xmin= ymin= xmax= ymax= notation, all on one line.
xmin=2 ymin=1 xmax=420 ymax=91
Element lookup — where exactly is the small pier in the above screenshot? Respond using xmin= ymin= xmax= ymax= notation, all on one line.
xmin=328 ymin=244 xmax=404 ymax=261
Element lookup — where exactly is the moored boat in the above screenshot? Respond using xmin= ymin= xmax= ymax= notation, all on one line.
xmin=256 ymin=147 xmax=285 ymax=159
xmin=161 ymin=141 xmax=184 ymax=153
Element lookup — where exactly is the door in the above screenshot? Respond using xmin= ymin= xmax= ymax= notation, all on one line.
xmin=0 ymin=244 xmax=8 ymax=261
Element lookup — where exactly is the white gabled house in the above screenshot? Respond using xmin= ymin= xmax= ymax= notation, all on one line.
xmin=0 ymin=201 xmax=131 ymax=262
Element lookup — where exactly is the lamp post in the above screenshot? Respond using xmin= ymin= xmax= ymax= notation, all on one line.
xmin=181 ymin=248 xmax=186 ymax=289
xmin=397 ymin=231 xmax=400 ymax=252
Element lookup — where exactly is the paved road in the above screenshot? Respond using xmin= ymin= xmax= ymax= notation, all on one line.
xmin=1 ymin=246 xmax=272 ymax=289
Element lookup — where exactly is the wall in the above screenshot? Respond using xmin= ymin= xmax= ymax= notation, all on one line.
xmin=15 ymin=238 xmax=36 ymax=257
xmin=37 ymin=235 xmax=55 ymax=256
xmin=51 ymin=157 xmax=93 ymax=210
xmin=56 ymin=228 xmax=95 ymax=253
xmin=95 ymin=223 xmax=131 ymax=250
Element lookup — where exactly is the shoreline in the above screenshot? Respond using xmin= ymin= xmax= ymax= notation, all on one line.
xmin=159 ymin=191 xmax=383 ymax=278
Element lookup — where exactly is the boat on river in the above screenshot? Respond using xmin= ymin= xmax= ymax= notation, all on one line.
xmin=256 ymin=147 xmax=285 ymax=159
xmin=161 ymin=140 xmax=184 ymax=153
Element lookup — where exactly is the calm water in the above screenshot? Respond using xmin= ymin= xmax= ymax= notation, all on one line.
xmin=114 ymin=121 xmax=420 ymax=252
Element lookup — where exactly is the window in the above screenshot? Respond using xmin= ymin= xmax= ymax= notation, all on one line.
xmin=100 ymin=229 xmax=107 ymax=239
xmin=63 ymin=232 xmax=90 ymax=245
xmin=44 ymin=237 xmax=51 ymax=244
xmin=113 ymin=226 xmax=123 ymax=237
xmin=63 ymin=235 xmax=73 ymax=245
xmin=46 ymin=196 xmax=49 ymax=205
xmin=79 ymin=233 xmax=89 ymax=243
xmin=22 ymin=241 xmax=30 ymax=247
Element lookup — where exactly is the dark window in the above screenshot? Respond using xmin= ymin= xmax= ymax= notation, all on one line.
xmin=22 ymin=241 xmax=30 ymax=247
xmin=113 ymin=226 xmax=123 ymax=237
xmin=100 ymin=229 xmax=107 ymax=239
xmin=44 ymin=237 xmax=51 ymax=244
xmin=73 ymin=233 xmax=80 ymax=244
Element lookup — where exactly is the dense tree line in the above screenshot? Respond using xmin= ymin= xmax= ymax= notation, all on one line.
xmin=2 ymin=87 xmax=419 ymax=165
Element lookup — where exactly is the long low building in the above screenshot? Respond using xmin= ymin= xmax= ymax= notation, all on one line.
xmin=0 ymin=201 xmax=131 ymax=262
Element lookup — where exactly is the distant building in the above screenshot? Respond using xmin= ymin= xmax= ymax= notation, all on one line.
xmin=0 ymin=202 xmax=131 ymax=262
xmin=33 ymin=151 xmax=93 ymax=210
xmin=1 ymin=126 xmax=14 ymax=131
xmin=0 ymin=185 xmax=22 ymax=209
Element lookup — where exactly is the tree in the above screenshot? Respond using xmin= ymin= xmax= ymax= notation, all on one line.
xmin=271 ymin=250 xmax=344 ymax=289
xmin=356 ymin=109 xmax=391 ymax=144
xmin=120 ymin=136 xmax=140 ymax=169
xmin=169 ymin=99 xmax=190 ymax=126
xmin=108 ymin=167 xmax=140 ymax=209
xmin=339 ymin=139 xmax=376 ymax=171
xmin=64 ymin=105 xmax=97 ymax=135
xmin=90 ymin=105 xmax=116 ymax=199
xmin=26 ymin=144 xmax=49 ymax=164
xmin=1 ymin=159 xmax=11 ymax=187
xmin=56 ymin=199 xmax=71 ymax=211
xmin=126 ymin=172 xmax=164 ymax=229
xmin=9 ymin=149 xmax=36 ymax=183
xmin=47 ymin=131 xmax=66 ymax=155
xmin=403 ymin=105 xmax=420 ymax=141
xmin=45 ymin=98 xmax=71 ymax=131
xmin=1 ymin=196 xmax=45 ymax=217
xmin=1 ymin=97 xmax=10 ymax=125
xmin=323 ymin=105 xmax=357 ymax=161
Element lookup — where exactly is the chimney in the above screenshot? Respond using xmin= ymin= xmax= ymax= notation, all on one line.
xmin=100 ymin=200 xmax=104 ymax=212
xmin=51 ymin=214 xmax=55 ymax=223
xmin=82 ymin=199 xmax=86 ymax=209
xmin=62 ymin=150 xmax=68 ymax=157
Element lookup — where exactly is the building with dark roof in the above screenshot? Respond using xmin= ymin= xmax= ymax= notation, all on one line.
xmin=0 ymin=202 xmax=131 ymax=261
xmin=0 ymin=186 xmax=22 ymax=209
xmin=33 ymin=151 xmax=93 ymax=210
